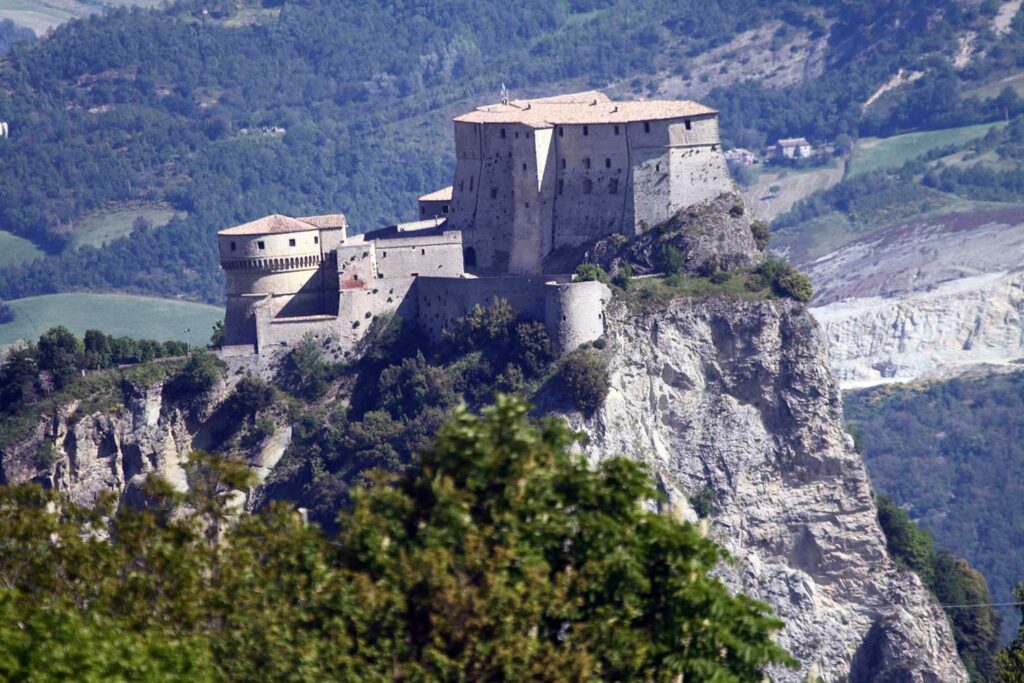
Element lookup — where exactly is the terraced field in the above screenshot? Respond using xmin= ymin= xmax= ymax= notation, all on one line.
xmin=849 ymin=122 xmax=1005 ymax=176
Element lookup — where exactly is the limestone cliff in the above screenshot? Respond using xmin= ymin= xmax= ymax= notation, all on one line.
xmin=569 ymin=296 xmax=968 ymax=682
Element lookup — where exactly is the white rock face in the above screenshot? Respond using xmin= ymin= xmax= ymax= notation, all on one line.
xmin=799 ymin=206 xmax=1024 ymax=387
xmin=574 ymin=297 xmax=967 ymax=682
xmin=813 ymin=271 xmax=1024 ymax=387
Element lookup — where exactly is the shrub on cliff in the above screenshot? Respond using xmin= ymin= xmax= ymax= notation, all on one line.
xmin=574 ymin=262 xmax=610 ymax=283
xmin=167 ymin=350 xmax=220 ymax=402
xmin=750 ymin=220 xmax=771 ymax=250
xmin=283 ymin=334 xmax=333 ymax=400
xmin=757 ymin=257 xmax=814 ymax=303
xmin=558 ymin=348 xmax=610 ymax=414
xmin=0 ymin=398 xmax=794 ymax=680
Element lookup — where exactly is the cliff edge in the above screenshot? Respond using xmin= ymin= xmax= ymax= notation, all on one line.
xmin=571 ymin=296 xmax=967 ymax=682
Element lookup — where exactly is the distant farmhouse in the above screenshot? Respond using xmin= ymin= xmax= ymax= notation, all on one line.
xmin=218 ymin=91 xmax=733 ymax=357
xmin=724 ymin=148 xmax=757 ymax=166
xmin=773 ymin=137 xmax=814 ymax=160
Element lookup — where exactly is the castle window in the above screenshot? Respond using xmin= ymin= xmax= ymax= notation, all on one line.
xmin=378 ymin=273 xmax=383 ymax=278
xmin=584 ymin=157 xmax=591 ymax=169
xmin=583 ymin=178 xmax=593 ymax=194
xmin=469 ymin=176 xmax=474 ymax=191
xmin=583 ymin=125 xmax=589 ymax=136
xmin=558 ymin=179 xmax=564 ymax=195
xmin=655 ymin=163 xmax=660 ymax=172
xmin=491 ymin=188 xmax=498 ymax=199
xmin=314 ymin=236 xmax=318 ymax=244
xmin=711 ymin=144 xmax=718 ymax=151
xmin=644 ymin=121 xmax=651 ymax=133
xmin=605 ymin=158 xmax=611 ymax=168
xmin=558 ymin=126 xmax=564 ymax=137
xmin=609 ymin=178 xmax=619 ymax=194
xmin=382 ymin=251 xmax=387 ymax=258
xmin=421 ymin=248 xmax=426 ymax=255
xmin=522 ymin=163 xmax=527 ymax=171
xmin=459 ymin=181 xmax=464 ymax=191
xmin=442 ymin=205 xmax=449 ymax=214
xmin=257 ymin=241 xmax=265 ymax=250
xmin=515 ymin=131 xmax=519 ymax=138
xmin=289 ymin=238 xmax=296 ymax=247
xmin=560 ymin=159 xmax=566 ymax=170
xmin=614 ymin=125 xmax=620 ymax=135
xmin=684 ymin=119 xmax=692 ymax=130
xmin=230 ymin=241 xmax=236 ymax=251
xmin=525 ymin=202 xmax=530 ymax=208
xmin=421 ymin=206 xmax=426 ymax=216
xmin=500 ymin=128 xmax=506 ymax=138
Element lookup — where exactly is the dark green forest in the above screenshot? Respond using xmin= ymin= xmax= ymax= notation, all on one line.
xmin=1 ymin=0 xmax=1024 ymax=303
xmin=846 ymin=370 xmax=1024 ymax=644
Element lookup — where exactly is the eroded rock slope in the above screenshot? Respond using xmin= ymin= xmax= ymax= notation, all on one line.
xmin=573 ymin=297 xmax=967 ymax=682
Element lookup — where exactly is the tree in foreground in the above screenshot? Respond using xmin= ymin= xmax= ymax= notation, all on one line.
xmin=0 ymin=396 xmax=793 ymax=681
xmin=998 ymin=584 xmax=1024 ymax=682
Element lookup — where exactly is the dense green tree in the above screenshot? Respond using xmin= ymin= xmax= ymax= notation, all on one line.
xmin=558 ymin=348 xmax=610 ymax=414
xmin=0 ymin=397 xmax=794 ymax=681
xmin=997 ymin=584 xmax=1024 ymax=682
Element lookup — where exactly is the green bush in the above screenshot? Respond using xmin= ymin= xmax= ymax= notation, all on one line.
xmin=750 ymin=221 xmax=770 ymax=250
xmin=228 ymin=375 xmax=276 ymax=420
xmin=284 ymin=334 xmax=332 ymax=400
xmin=558 ymin=349 xmax=610 ymax=414
xmin=574 ymin=263 xmax=610 ymax=283
xmin=710 ymin=271 xmax=730 ymax=285
xmin=167 ymin=351 xmax=220 ymax=402
xmin=656 ymin=244 xmax=684 ymax=275
xmin=773 ymin=269 xmax=814 ymax=303
xmin=611 ymin=262 xmax=633 ymax=290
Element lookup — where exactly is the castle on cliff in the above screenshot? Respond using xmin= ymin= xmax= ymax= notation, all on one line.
xmin=218 ymin=91 xmax=732 ymax=356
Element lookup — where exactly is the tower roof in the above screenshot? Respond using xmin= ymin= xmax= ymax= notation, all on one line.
xmin=418 ymin=186 xmax=453 ymax=202
xmin=453 ymin=90 xmax=716 ymax=128
xmin=298 ymin=213 xmax=348 ymax=229
xmin=218 ymin=214 xmax=319 ymax=236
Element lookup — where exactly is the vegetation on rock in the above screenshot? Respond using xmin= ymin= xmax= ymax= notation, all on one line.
xmin=0 ymin=397 xmax=794 ymax=681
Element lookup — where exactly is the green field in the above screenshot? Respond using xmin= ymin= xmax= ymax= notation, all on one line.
xmin=850 ymin=122 xmax=1006 ymax=176
xmin=0 ymin=230 xmax=45 ymax=268
xmin=69 ymin=205 xmax=180 ymax=249
xmin=0 ymin=293 xmax=221 ymax=347
xmin=0 ymin=0 xmax=165 ymax=33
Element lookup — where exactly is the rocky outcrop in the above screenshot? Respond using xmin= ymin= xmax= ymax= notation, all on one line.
xmin=0 ymin=368 xmax=285 ymax=509
xmin=583 ymin=191 xmax=763 ymax=275
xmin=570 ymin=296 xmax=967 ymax=682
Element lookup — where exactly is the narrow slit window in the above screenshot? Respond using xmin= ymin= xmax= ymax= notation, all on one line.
xmin=500 ymin=128 xmax=506 ymax=138
xmin=491 ymin=188 xmax=498 ymax=199
xmin=583 ymin=125 xmax=589 ymax=136
xmin=558 ymin=179 xmax=564 ymax=195
xmin=605 ymin=158 xmax=611 ymax=168
xmin=561 ymin=159 xmax=566 ymax=170
xmin=469 ymin=176 xmax=474 ymax=191
xmin=684 ymin=119 xmax=692 ymax=130
xmin=614 ymin=125 xmax=620 ymax=135
xmin=522 ymin=163 xmax=527 ymax=171
xmin=584 ymin=157 xmax=591 ymax=169
xmin=314 ymin=236 xmax=318 ymax=244
xmin=230 ymin=241 xmax=236 ymax=251
xmin=558 ymin=126 xmax=564 ymax=137
xmin=644 ymin=121 xmax=651 ymax=133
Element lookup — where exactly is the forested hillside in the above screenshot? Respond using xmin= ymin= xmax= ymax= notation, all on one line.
xmin=1 ymin=0 xmax=1023 ymax=303
xmin=846 ymin=370 xmax=1024 ymax=643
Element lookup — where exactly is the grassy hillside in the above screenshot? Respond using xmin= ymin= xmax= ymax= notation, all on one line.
xmin=849 ymin=121 xmax=1006 ymax=176
xmin=0 ymin=293 xmax=221 ymax=346
xmin=0 ymin=229 xmax=44 ymax=267
xmin=846 ymin=371 xmax=1024 ymax=643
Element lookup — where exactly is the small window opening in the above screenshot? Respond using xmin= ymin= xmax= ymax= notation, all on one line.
xmin=558 ymin=179 xmax=564 ymax=195
xmin=560 ymin=159 xmax=566 ymax=170
xmin=382 ymin=251 xmax=387 ymax=258
xmin=314 ymin=236 xmax=318 ymax=244
xmin=500 ymin=128 xmax=506 ymax=138
xmin=644 ymin=121 xmax=651 ymax=133
xmin=583 ymin=125 xmax=589 ymax=136
xmin=230 ymin=241 xmax=236 ymax=251
xmin=684 ymin=119 xmax=692 ymax=130
xmin=289 ymin=238 xmax=296 ymax=247
xmin=558 ymin=126 xmax=564 ymax=137
xmin=378 ymin=273 xmax=383 ymax=279
xmin=469 ymin=176 xmax=474 ymax=191
xmin=655 ymin=163 xmax=660 ymax=172
xmin=257 ymin=241 xmax=265 ymax=250
xmin=515 ymin=131 xmax=519 ymax=138
xmin=614 ymin=125 xmax=620 ymax=135
xmin=522 ymin=163 xmax=527 ymax=171
xmin=421 ymin=248 xmax=426 ymax=255
xmin=584 ymin=157 xmax=591 ymax=169
xmin=442 ymin=205 xmax=449 ymax=214
xmin=525 ymin=202 xmax=530 ymax=208
xmin=420 ymin=206 xmax=426 ymax=216
xmin=491 ymin=187 xmax=498 ymax=199
xmin=605 ymin=158 xmax=611 ymax=168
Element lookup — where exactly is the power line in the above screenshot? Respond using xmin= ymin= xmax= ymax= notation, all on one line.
xmin=940 ymin=601 xmax=1024 ymax=609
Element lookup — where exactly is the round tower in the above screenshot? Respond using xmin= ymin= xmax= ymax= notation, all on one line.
xmin=217 ymin=215 xmax=327 ymax=346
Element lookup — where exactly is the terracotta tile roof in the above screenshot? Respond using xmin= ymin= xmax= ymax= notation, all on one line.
xmin=298 ymin=213 xmax=348 ymax=229
xmin=453 ymin=91 xmax=716 ymax=127
xmin=418 ymin=186 xmax=453 ymax=202
xmin=218 ymin=214 xmax=319 ymax=236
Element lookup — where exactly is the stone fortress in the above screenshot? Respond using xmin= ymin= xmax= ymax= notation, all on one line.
xmin=218 ymin=91 xmax=733 ymax=356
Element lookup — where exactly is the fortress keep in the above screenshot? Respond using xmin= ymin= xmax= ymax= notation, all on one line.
xmin=218 ymin=91 xmax=732 ymax=356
